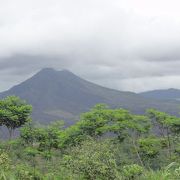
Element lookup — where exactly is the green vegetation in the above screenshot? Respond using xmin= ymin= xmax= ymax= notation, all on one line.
xmin=0 ymin=96 xmax=32 ymax=140
xmin=0 ymin=96 xmax=180 ymax=179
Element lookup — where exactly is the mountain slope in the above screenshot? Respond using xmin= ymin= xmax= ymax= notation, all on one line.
xmin=0 ymin=68 xmax=180 ymax=125
xmin=139 ymin=88 xmax=180 ymax=101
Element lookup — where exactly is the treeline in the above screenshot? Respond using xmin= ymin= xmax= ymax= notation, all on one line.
xmin=0 ymin=96 xmax=180 ymax=179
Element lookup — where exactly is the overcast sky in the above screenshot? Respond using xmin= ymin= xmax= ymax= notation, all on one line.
xmin=1 ymin=0 xmax=180 ymax=92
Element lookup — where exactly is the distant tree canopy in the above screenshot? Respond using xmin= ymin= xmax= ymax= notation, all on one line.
xmin=0 ymin=96 xmax=32 ymax=139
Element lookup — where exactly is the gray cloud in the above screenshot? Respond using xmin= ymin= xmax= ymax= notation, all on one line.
xmin=1 ymin=0 xmax=180 ymax=92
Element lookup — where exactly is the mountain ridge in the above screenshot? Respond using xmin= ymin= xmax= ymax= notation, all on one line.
xmin=1 ymin=68 xmax=180 ymax=126
xmin=139 ymin=88 xmax=180 ymax=101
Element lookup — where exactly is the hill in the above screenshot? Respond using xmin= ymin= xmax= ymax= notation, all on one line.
xmin=0 ymin=68 xmax=180 ymax=125
xmin=139 ymin=88 xmax=180 ymax=101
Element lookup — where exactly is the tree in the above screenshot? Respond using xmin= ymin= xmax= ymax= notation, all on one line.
xmin=34 ymin=121 xmax=64 ymax=153
xmin=59 ymin=124 xmax=85 ymax=148
xmin=147 ymin=109 xmax=180 ymax=158
xmin=0 ymin=96 xmax=32 ymax=139
xmin=21 ymin=120 xmax=64 ymax=158
xmin=138 ymin=136 xmax=162 ymax=168
xmin=77 ymin=104 xmax=110 ymax=137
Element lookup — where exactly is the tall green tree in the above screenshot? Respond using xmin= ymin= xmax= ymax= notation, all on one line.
xmin=78 ymin=104 xmax=110 ymax=137
xmin=0 ymin=96 xmax=32 ymax=139
xmin=147 ymin=109 xmax=180 ymax=158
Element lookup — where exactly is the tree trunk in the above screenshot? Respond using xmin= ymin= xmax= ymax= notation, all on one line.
xmin=167 ymin=128 xmax=171 ymax=158
xmin=8 ymin=128 xmax=13 ymax=141
xmin=132 ymin=138 xmax=144 ymax=167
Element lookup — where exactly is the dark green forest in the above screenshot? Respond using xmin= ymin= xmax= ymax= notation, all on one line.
xmin=0 ymin=96 xmax=180 ymax=179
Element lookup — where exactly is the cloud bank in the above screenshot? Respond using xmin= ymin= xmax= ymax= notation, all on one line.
xmin=1 ymin=0 xmax=180 ymax=92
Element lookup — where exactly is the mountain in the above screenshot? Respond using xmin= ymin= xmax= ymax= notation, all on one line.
xmin=139 ymin=88 xmax=180 ymax=101
xmin=0 ymin=68 xmax=180 ymax=126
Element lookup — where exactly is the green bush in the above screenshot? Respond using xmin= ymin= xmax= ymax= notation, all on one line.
xmin=15 ymin=164 xmax=43 ymax=180
xmin=122 ymin=164 xmax=144 ymax=179
xmin=62 ymin=139 xmax=120 ymax=180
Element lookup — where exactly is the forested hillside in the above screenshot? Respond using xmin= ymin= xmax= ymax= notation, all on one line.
xmin=0 ymin=96 xmax=180 ymax=179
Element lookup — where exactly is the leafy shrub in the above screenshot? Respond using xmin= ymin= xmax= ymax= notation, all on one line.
xmin=122 ymin=164 xmax=144 ymax=179
xmin=62 ymin=139 xmax=120 ymax=180
xmin=15 ymin=164 xmax=43 ymax=180
xmin=0 ymin=151 xmax=14 ymax=179
xmin=0 ymin=151 xmax=10 ymax=170
xmin=141 ymin=162 xmax=180 ymax=180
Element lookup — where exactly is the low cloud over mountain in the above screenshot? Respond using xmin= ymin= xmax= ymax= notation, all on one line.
xmin=1 ymin=0 xmax=180 ymax=92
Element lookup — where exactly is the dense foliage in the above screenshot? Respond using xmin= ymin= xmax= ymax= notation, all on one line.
xmin=0 ymin=96 xmax=180 ymax=179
